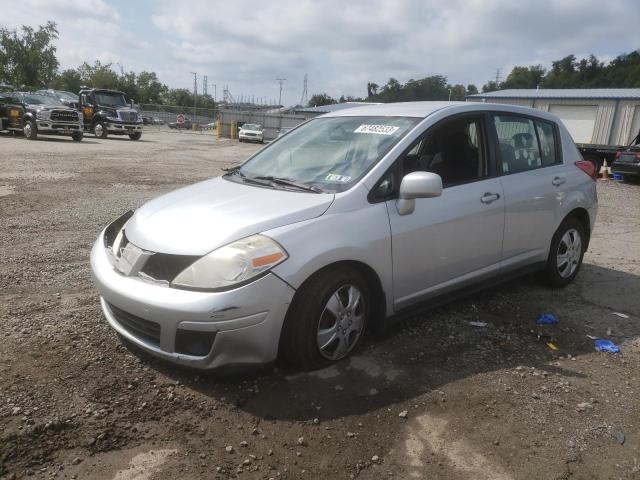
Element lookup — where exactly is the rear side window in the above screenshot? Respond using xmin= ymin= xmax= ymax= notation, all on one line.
xmin=535 ymin=120 xmax=558 ymax=166
xmin=493 ymin=114 xmax=560 ymax=174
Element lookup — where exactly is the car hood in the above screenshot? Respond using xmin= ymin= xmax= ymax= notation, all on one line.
xmin=124 ymin=176 xmax=335 ymax=255
xmin=241 ymin=129 xmax=262 ymax=134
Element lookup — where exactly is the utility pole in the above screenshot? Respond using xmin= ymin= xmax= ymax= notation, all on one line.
xmin=213 ymin=84 xmax=217 ymax=102
xmin=190 ymin=72 xmax=197 ymax=119
xmin=276 ymin=78 xmax=286 ymax=106
xmin=300 ymin=73 xmax=308 ymax=106
xmin=203 ymin=75 xmax=208 ymax=96
xmin=495 ymin=68 xmax=501 ymax=86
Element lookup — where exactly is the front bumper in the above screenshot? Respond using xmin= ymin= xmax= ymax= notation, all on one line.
xmin=36 ymin=120 xmax=82 ymax=133
xmin=612 ymin=161 xmax=640 ymax=176
xmin=239 ymin=133 xmax=263 ymax=142
xmin=90 ymin=236 xmax=295 ymax=369
xmin=105 ymin=120 xmax=143 ymax=133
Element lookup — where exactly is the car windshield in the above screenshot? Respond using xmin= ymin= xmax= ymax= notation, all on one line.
xmin=94 ymin=92 xmax=127 ymax=107
xmin=24 ymin=94 xmax=62 ymax=106
xmin=243 ymin=124 xmax=261 ymax=130
xmin=58 ymin=91 xmax=78 ymax=102
xmin=236 ymin=116 xmax=420 ymax=193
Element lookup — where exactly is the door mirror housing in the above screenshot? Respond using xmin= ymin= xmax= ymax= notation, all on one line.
xmin=396 ymin=171 xmax=443 ymax=215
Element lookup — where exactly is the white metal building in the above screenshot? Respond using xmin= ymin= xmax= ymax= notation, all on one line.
xmin=467 ymin=89 xmax=640 ymax=146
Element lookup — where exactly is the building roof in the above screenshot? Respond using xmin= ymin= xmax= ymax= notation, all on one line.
xmin=468 ymin=88 xmax=640 ymax=100
xmin=322 ymin=101 xmax=467 ymax=118
xmin=294 ymin=102 xmax=381 ymax=113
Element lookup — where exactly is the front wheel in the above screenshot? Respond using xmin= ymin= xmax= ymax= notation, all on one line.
xmin=540 ymin=217 xmax=586 ymax=288
xmin=71 ymin=131 xmax=83 ymax=142
xmin=93 ymin=121 xmax=108 ymax=139
xmin=23 ymin=119 xmax=37 ymax=140
xmin=280 ymin=267 xmax=370 ymax=370
xmin=129 ymin=132 xmax=142 ymax=140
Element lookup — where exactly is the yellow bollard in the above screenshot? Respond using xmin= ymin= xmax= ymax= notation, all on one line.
xmin=216 ymin=120 xmax=221 ymax=138
xmin=230 ymin=122 xmax=237 ymax=140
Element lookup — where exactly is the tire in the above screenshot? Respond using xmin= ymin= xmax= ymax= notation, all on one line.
xmin=23 ymin=118 xmax=37 ymax=140
xmin=540 ymin=217 xmax=586 ymax=288
xmin=280 ymin=267 xmax=370 ymax=370
xmin=129 ymin=132 xmax=142 ymax=141
xmin=93 ymin=121 xmax=108 ymax=139
xmin=71 ymin=131 xmax=83 ymax=142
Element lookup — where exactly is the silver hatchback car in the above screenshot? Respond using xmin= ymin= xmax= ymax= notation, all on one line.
xmin=91 ymin=102 xmax=598 ymax=370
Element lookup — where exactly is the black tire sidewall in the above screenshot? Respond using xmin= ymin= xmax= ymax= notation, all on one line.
xmin=544 ymin=217 xmax=586 ymax=287
xmin=282 ymin=268 xmax=370 ymax=369
xmin=94 ymin=121 xmax=108 ymax=138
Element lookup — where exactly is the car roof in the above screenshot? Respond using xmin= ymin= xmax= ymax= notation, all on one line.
xmin=320 ymin=100 xmax=560 ymax=123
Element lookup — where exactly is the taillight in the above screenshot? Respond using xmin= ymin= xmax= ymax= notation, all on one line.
xmin=635 ymin=151 xmax=640 ymax=160
xmin=575 ymin=160 xmax=597 ymax=181
xmin=615 ymin=151 xmax=621 ymax=159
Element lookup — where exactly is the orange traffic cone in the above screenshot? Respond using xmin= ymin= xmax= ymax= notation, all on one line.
xmin=600 ymin=160 xmax=609 ymax=180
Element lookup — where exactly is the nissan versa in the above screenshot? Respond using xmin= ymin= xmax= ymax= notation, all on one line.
xmin=91 ymin=102 xmax=597 ymax=370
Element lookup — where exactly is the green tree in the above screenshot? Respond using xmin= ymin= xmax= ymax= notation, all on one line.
xmin=135 ymin=71 xmax=168 ymax=103
xmin=501 ymin=65 xmax=546 ymax=89
xmin=77 ymin=61 xmax=119 ymax=89
xmin=51 ymin=68 xmax=83 ymax=93
xmin=481 ymin=80 xmax=500 ymax=93
xmin=307 ymin=93 xmax=337 ymax=107
xmin=0 ymin=21 xmax=59 ymax=89
xmin=466 ymin=84 xmax=479 ymax=96
xmin=448 ymin=84 xmax=466 ymax=101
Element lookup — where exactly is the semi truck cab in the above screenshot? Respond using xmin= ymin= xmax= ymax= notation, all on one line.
xmin=79 ymin=89 xmax=143 ymax=140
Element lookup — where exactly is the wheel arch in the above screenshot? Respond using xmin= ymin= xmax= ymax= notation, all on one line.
xmin=280 ymin=259 xmax=387 ymax=340
xmin=563 ymin=207 xmax=591 ymax=248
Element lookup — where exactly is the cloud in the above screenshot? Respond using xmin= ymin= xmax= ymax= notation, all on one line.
xmin=3 ymin=0 xmax=640 ymax=104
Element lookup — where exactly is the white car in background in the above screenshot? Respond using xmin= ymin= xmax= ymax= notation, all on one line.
xmin=239 ymin=123 xmax=264 ymax=143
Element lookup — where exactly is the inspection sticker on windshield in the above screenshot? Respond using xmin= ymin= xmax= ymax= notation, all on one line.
xmin=325 ymin=174 xmax=352 ymax=183
xmin=354 ymin=124 xmax=400 ymax=135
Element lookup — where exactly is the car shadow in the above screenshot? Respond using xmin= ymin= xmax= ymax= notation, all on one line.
xmin=131 ymin=262 xmax=639 ymax=422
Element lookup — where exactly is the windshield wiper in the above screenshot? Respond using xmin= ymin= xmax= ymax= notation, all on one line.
xmin=252 ymin=175 xmax=323 ymax=193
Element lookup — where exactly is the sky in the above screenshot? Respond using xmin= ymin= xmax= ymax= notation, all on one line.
xmin=3 ymin=0 xmax=640 ymax=105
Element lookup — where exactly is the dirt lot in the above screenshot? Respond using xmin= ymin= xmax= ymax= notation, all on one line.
xmin=1 ymin=130 xmax=640 ymax=480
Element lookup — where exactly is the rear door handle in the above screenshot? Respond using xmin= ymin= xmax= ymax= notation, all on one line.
xmin=481 ymin=192 xmax=500 ymax=204
xmin=552 ymin=176 xmax=566 ymax=186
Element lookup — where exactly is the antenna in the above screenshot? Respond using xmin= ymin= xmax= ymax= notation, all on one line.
xmin=300 ymin=73 xmax=308 ymax=106
xmin=276 ymin=78 xmax=286 ymax=106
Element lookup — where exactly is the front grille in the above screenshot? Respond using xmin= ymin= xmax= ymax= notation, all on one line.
xmin=118 ymin=111 xmax=138 ymax=122
xmin=107 ymin=302 xmax=161 ymax=346
xmin=50 ymin=110 xmax=78 ymax=122
xmin=244 ymin=132 xmax=257 ymax=136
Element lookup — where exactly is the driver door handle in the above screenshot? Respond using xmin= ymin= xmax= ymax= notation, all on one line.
xmin=481 ymin=192 xmax=500 ymax=204
xmin=552 ymin=176 xmax=566 ymax=186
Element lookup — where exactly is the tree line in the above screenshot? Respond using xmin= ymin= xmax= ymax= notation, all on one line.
xmin=0 ymin=22 xmax=215 ymax=108
xmin=307 ymin=50 xmax=640 ymax=107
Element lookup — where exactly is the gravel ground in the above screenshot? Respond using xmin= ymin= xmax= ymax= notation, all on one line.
xmin=1 ymin=130 xmax=640 ymax=480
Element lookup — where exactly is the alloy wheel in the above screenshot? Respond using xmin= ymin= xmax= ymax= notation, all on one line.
xmin=556 ymin=228 xmax=582 ymax=278
xmin=316 ymin=284 xmax=365 ymax=360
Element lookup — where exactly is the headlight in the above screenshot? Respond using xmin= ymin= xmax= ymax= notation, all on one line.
xmin=172 ymin=234 xmax=287 ymax=290
xmin=36 ymin=109 xmax=51 ymax=120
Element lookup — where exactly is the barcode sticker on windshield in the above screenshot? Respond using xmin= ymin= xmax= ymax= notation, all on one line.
xmin=325 ymin=174 xmax=352 ymax=183
xmin=354 ymin=124 xmax=400 ymax=135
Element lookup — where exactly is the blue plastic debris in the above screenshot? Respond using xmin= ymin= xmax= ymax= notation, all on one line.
xmin=594 ymin=339 xmax=620 ymax=353
xmin=536 ymin=313 xmax=558 ymax=325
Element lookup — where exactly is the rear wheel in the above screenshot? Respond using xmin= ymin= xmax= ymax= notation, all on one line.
xmin=23 ymin=119 xmax=37 ymax=140
xmin=540 ymin=217 xmax=586 ymax=287
xmin=129 ymin=132 xmax=142 ymax=140
xmin=94 ymin=121 xmax=108 ymax=139
xmin=280 ymin=267 xmax=370 ymax=370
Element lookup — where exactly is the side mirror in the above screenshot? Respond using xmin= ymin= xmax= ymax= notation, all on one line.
xmin=396 ymin=171 xmax=442 ymax=215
